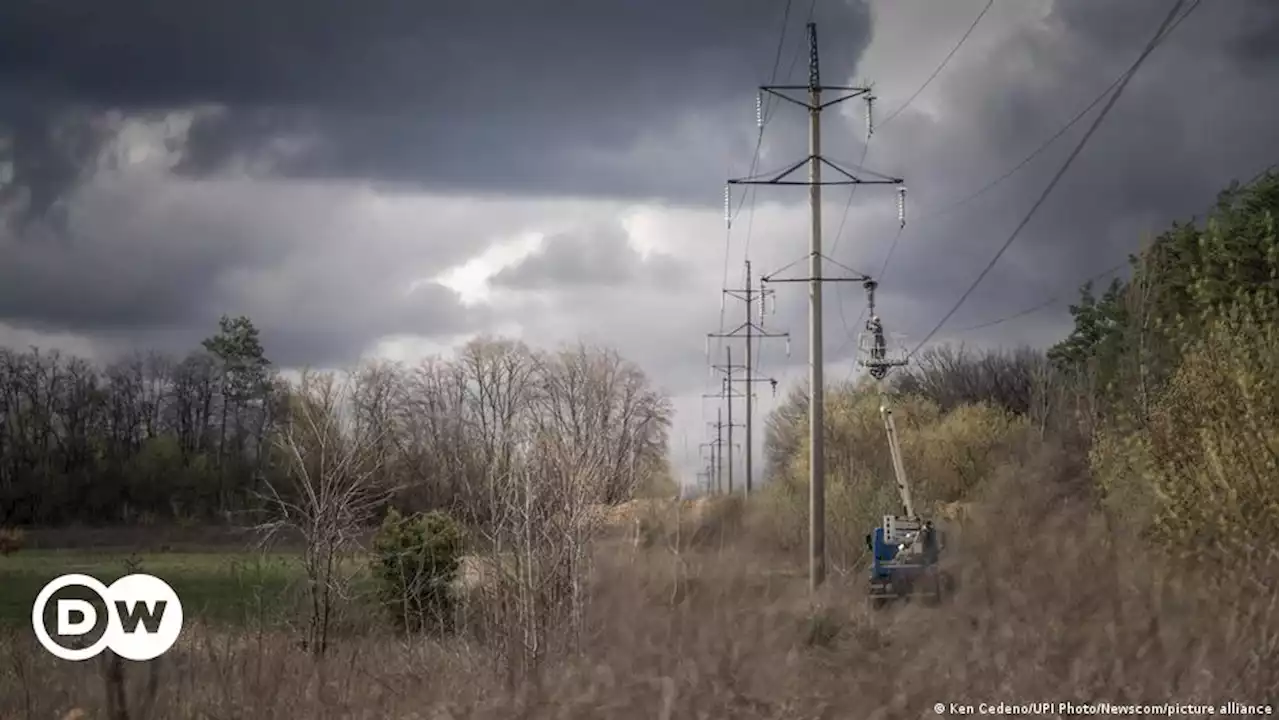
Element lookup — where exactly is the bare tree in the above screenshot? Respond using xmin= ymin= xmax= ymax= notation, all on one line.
xmin=533 ymin=342 xmax=671 ymax=505
xmin=258 ymin=369 xmax=398 ymax=656
xmin=395 ymin=358 xmax=476 ymax=514
xmin=893 ymin=344 xmax=1048 ymax=416
xmin=468 ymin=426 xmax=610 ymax=684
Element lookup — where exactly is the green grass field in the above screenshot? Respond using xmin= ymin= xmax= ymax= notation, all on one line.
xmin=0 ymin=549 xmax=324 ymax=627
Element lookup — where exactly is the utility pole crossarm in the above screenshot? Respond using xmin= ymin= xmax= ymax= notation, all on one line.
xmin=703 ymin=390 xmax=746 ymax=399
xmin=709 ymin=322 xmax=788 ymax=339
xmin=756 ymin=86 xmax=872 ymax=112
xmin=760 ymin=253 xmax=876 ymax=285
xmin=729 ymin=160 xmax=902 ymax=187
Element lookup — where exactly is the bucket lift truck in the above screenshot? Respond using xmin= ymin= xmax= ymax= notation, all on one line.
xmin=857 ymin=280 xmax=945 ymax=609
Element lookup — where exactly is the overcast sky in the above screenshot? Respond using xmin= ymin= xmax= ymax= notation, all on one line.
xmin=1 ymin=0 xmax=1275 ymax=488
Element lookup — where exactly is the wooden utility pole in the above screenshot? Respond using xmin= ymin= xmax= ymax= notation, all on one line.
xmin=728 ymin=22 xmax=903 ymax=592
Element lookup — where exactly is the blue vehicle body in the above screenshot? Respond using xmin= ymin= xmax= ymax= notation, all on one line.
xmin=870 ymin=526 xmax=899 ymax=580
xmin=866 ymin=522 xmax=944 ymax=607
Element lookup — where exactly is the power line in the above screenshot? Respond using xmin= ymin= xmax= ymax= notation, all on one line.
xmin=878 ymin=0 xmax=995 ymax=128
xmin=711 ymin=0 xmax=802 ymax=486
xmin=922 ymin=91 xmax=1116 ymax=221
xmin=829 ymin=136 xmax=875 ymax=368
xmin=829 ymin=0 xmax=990 ymax=369
xmin=908 ymin=0 xmax=1199 ymax=359
xmin=845 ymin=158 xmax=1262 ymax=392
xmin=737 ymin=0 xmax=794 ymax=259
xmin=829 ymin=143 xmax=872 ymax=257
xmin=950 ymin=260 xmax=1130 ymax=333
xmin=739 ymin=0 xmax=811 ymax=381
xmin=875 ymin=224 xmax=906 ymax=282
xmin=921 ymin=0 xmax=1204 ymax=222
xmin=710 ymin=262 xmax=788 ymax=496
xmin=730 ymin=0 xmax=795 ymax=234
xmin=717 ymin=0 xmax=795 ymax=398
xmin=949 ymin=161 xmax=1276 ymax=335
xmin=877 ymin=0 xmax=1200 ymax=326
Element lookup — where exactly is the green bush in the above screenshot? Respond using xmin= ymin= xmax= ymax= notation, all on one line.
xmin=1092 ymin=301 xmax=1278 ymax=571
xmin=370 ymin=507 xmax=465 ymax=634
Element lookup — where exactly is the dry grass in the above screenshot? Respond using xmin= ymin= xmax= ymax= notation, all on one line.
xmin=0 ymin=526 xmax=23 ymax=556
xmin=3 ymin=441 xmax=1275 ymax=720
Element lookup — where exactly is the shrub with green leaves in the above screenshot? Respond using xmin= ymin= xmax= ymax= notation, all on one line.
xmin=370 ymin=507 xmax=464 ymax=633
xmin=1092 ymin=301 xmax=1278 ymax=570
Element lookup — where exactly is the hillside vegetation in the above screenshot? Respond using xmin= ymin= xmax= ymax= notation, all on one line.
xmin=762 ymin=169 xmax=1277 ymax=579
xmin=0 ymin=172 xmax=1275 ymax=718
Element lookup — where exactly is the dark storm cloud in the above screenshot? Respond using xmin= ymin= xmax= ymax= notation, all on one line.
xmin=792 ymin=0 xmax=1279 ymax=366
xmin=493 ymin=223 xmax=687 ymax=291
xmin=0 ymin=174 xmax=494 ymax=367
xmin=0 ymin=0 xmax=873 ymax=217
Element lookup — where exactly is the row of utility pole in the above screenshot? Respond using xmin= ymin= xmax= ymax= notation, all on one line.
xmin=700 ymin=21 xmax=905 ymax=593
xmin=700 ymin=259 xmax=788 ymax=496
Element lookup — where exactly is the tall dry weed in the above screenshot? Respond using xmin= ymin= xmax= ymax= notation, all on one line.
xmin=4 ymin=459 xmax=1274 ymax=720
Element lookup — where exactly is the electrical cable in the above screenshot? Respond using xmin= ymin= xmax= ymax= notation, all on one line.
xmin=749 ymin=0 xmax=816 ymax=382
xmin=878 ymin=0 xmax=995 ymax=128
xmin=950 ymin=260 xmax=1129 ymax=333
xmin=907 ymin=0 xmax=1198 ymax=360
xmin=920 ymin=0 xmax=1206 ymax=222
xmin=709 ymin=0 xmax=799 ymax=467
xmin=718 ymin=0 xmax=794 ymax=362
xmin=949 ymin=162 xmax=1275 ymax=334
xmin=829 ymin=0 xmax=989 ymax=375
xmin=828 ymin=137 xmax=873 ymax=369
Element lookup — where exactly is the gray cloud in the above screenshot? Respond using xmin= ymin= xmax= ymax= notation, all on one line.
xmin=0 ymin=0 xmax=873 ymax=217
xmin=0 ymin=172 xmax=505 ymax=367
xmin=493 ymin=223 xmax=687 ymax=291
xmin=762 ymin=0 xmax=1277 ymax=361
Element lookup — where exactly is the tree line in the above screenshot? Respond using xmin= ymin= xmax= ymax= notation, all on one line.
xmin=0 ymin=320 xmax=673 ymax=527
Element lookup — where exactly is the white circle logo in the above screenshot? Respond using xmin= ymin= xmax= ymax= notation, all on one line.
xmin=32 ymin=573 xmax=184 ymax=661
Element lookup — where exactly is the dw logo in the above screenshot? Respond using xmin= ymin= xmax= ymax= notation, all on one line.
xmin=31 ymin=573 xmax=184 ymax=661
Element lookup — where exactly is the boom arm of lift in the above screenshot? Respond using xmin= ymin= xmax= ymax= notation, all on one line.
xmin=880 ymin=396 xmax=916 ymax=521
xmin=877 ymin=390 xmax=942 ymax=569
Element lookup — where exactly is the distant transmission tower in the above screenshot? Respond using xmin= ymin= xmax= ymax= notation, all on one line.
xmin=707 ymin=260 xmax=789 ymax=495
